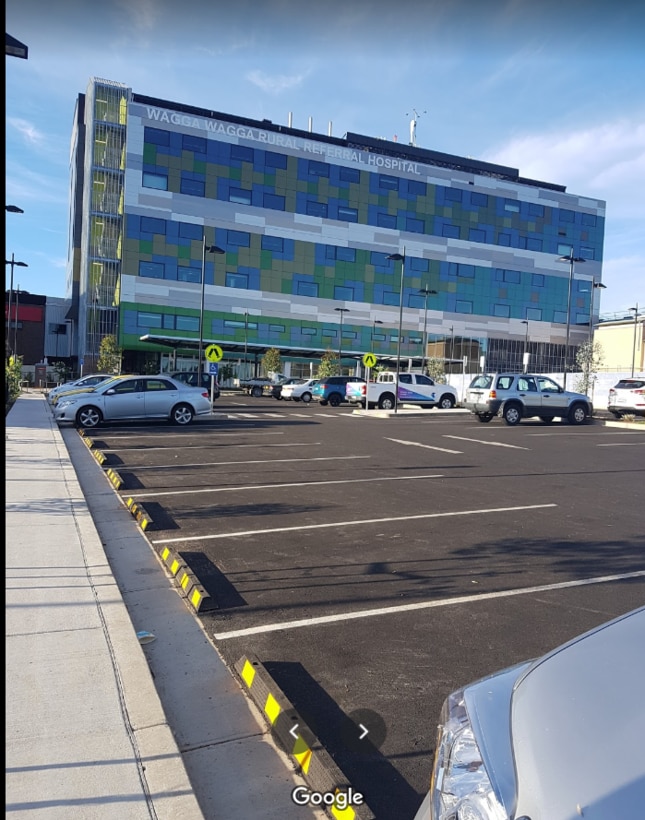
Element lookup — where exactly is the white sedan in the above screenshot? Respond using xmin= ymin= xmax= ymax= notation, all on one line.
xmin=280 ymin=379 xmax=319 ymax=403
xmin=53 ymin=375 xmax=212 ymax=427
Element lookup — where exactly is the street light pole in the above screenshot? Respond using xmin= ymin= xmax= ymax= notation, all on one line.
xmin=521 ymin=320 xmax=529 ymax=373
xmin=629 ymin=303 xmax=640 ymax=377
xmin=14 ymin=287 xmax=21 ymax=357
xmin=244 ymin=311 xmax=249 ymax=380
xmin=386 ymin=248 xmax=406 ymax=414
xmin=418 ymin=286 xmax=437 ymax=375
xmin=334 ymin=307 xmax=349 ymax=372
xmin=198 ymin=238 xmax=225 ymax=375
xmin=5 ymin=254 xmax=28 ymax=359
xmin=372 ymin=319 xmax=383 ymax=345
xmin=588 ymin=280 xmax=607 ymax=344
xmin=557 ymin=250 xmax=585 ymax=390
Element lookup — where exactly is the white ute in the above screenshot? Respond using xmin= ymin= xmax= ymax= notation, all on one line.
xmin=346 ymin=371 xmax=458 ymax=410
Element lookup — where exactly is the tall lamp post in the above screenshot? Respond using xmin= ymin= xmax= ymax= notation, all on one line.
xmin=629 ymin=304 xmax=640 ymax=377
xmin=334 ymin=307 xmax=349 ymax=372
xmin=372 ymin=319 xmax=383 ymax=345
xmin=243 ymin=311 xmax=249 ymax=380
xmin=556 ymin=250 xmax=585 ymax=389
xmin=198 ymin=239 xmax=225 ymax=373
xmin=5 ymin=254 xmax=28 ymax=359
xmin=386 ymin=248 xmax=406 ymax=414
xmin=587 ymin=279 xmax=607 ymax=343
xmin=418 ymin=286 xmax=437 ymax=375
xmin=521 ymin=320 xmax=529 ymax=373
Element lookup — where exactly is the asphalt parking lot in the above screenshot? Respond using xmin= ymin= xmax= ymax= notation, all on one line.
xmin=75 ymin=395 xmax=645 ymax=819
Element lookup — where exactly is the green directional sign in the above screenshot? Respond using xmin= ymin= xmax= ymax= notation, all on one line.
xmin=205 ymin=344 xmax=223 ymax=362
xmin=362 ymin=352 xmax=377 ymax=368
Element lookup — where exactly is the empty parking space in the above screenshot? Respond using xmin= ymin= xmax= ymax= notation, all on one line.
xmin=86 ymin=396 xmax=645 ymax=819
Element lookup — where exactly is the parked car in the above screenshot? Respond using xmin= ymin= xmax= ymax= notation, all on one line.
xmin=271 ymin=378 xmax=303 ymax=400
xmin=607 ymin=377 xmax=645 ymax=417
xmin=413 ymin=606 xmax=645 ymax=820
xmin=47 ymin=374 xmax=112 ymax=404
xmin=463 ymin=372 xmax=593 ymax=425
xmin=280 ymin=378 xmax=319 ymax=403
xmin=312 ymin=376 xmax=366 ymax=407
xmin=169 ymin=371 xmax=220 ymax=401
xmin=52 ymin=375 xmax=211 ymax=428
xmin=49 ymin=375 xmax=134 ymax=407
xmin=241 ymin=375 xmax=288 ymax=398
xmin=346 ymin=371 xmax=458 ymax=410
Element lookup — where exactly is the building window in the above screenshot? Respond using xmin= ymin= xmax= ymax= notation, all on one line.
xmin=336 ymin=246 xmax=356 ymax=262
xmin=269 ymin=324 xmax=285 ymax=332
xmin=382 ymin=291 xmax=399 ymax=306
xmin=407 ymin=294 xmax=424 ymax=309
xmin=142 ymin=172 xmax=168 ymax=190
xmin=301 ymin=326 xmax=317 ymax=336
xmin=499 ymin=232 xmax=512 ymax=246
xmin=337 ymin=205 xmax=358 ymax=222
xmin=469 ymin=228 xmax=486 ymax=243
xmin=504 ymin=199 xmax=520 ymax=212
xmin=138 ymin=261 xmax=164 ymax=279
xmin=406 ymin=217 xmax=424 ymax=233
xmin=306 ymin=200 xmax=328 ymax=218
xmin=225 ymin=319 xmax=257 ymax=329
xmin=442 ymin=224 xmax=460 ymax=239
xmin=230 ymin=144 xmax=254 ymax=163
xmin=493 ymin=303 xmax=510 ymax=318
xmin=334 ymin=285 xmax=354 ymax=301
xmin=138 ymin=311 xmax=162 ymax=328
xmin=180 ymin=177 xmax=205 ymax=197
xmin=265 ymin=151 xmax=287 ymax=169
xmin=525 ymin=308 xmax=542 ymax=321
xmin=176 ymin=315 xmax=199 ymax=331
xmin=297 ymin=281 xmax=319 ymax=297
xmin=526 ymin=237 xmax=542 ymax=251
xmin=230 ymin=187 xmax=252 ymax=205
xmin=455 ymin=300 xmax=473 ymax=314
xmin=308 ymin=160 xmax=330 ymax=177
xmin=371 ymin=251 xmax=390 ymax=268
xmin=263 ymin=193 xmax=285 ymax=210
xmin=226 ymin=272 xmax=249 ymax=289
xmin=140 ymin=216 xmax=166 ymax=234
xmin=339 ymin=166 xmax=360 ymax=183
xmin=457 ymin=264 xmax=475 ymax=278
xmin=580 ymin=246 xmax=595 ymax=260
xmin=557 ymin=243 xmax=574 ymax=256
xmin=532 ymin=273 xmax=545 ymax=287
xmin=322 ymin=329 xmax=337 ymax=338
xmin=262 ymin=235 xmax=284 ymax=252
xmin=503 ymin=269 xmax=521 ymax=284
xmin=177 ymin=266 xmax=200 ymax=283
xmin=226 ymin=230 xmax=250 ymax=247
xmin=377 ymin=212 xmax=397 ymax=229
xmin=528 ymin=202 xmax=545 ymax=217
xmin=407 ymin=179 xmax=426 ymax=196
xmin=553 ymin=310 xmax=567 ymax=324
xmin=182 ymin=134 xmax=206 ymax=153
xmin=408 ymin=257 xmax=429 ymax=273
xmin=444 ymin=187 xmax=463 ymax=203
xmin=379 ymin=175 xmax=398 ymax=190
xmin=178 ymin=221 xmax=203 ymax=240
xmin=144 ymin=127 xmax=170 ymax=146
xmin=581 ymin=212 xmax=597 ymax=227
xmin=559 ymin=209 xmax=575 ymax=223
xmin=470 ymin=191 xmax=488 ymax=207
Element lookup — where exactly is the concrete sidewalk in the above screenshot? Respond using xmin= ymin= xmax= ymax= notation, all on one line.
xmin=5 ymin=393 xmax=323 ymax=819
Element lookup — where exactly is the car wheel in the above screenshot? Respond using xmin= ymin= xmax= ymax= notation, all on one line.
xmin=609 ymin=410 xmax=622 ymax=419
xmin=301 ymin=392 xmax=312 ymax=403
xmin=568 ymin=403 xmax=588 ymax=425
xmin=171 ymin=403 xmax=194 ymax=425
xmin=378 ymin=393 xmax=396 ymax=410
xmin=76 ymin=405 xmax=102 ymax=428
xmin=292 ymin=396 xmax=300 ymax=402
xmin=476 ymin=413 xmax=494 ymax=423
xmin=438 ymin=393 xmax=456 ymax=409
xmin=251 ymin=386 xmax=263 ymax=398
xmin=502 ymin=403 xmax=522 ymax=426
xmin=539 ymin=416 xmax=555 ymax=424
xmin=329 ymin=393 xmax=342 ymax=407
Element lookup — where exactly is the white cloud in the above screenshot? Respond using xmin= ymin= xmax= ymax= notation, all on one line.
xmin=246 ymin=69 xmax=309 ymax=94
xmin=8 ymin=117 xmax=46 ymax=145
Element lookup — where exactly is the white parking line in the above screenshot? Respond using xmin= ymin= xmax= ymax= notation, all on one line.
xmin=597 ymin=441 xmax=645 ymax=447
xmin=100 ymin=441 xmax=321 ymax=452
xmin=134 ymin=454 xmax=370 ymax=471
xmin=443 ymin=435 xmax=530 ymax=450
xmin=134 ymin=473 xmax=443 ymax=499
xmin=386 ymin=437 xmax=463 ymax=454
xmin=213 ymin=569 xmax=645 ymax=640
xmin=152 ymin=503 xmax=556 ymax=544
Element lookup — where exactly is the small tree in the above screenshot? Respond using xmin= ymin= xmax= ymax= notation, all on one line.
xmin=261 ymin=348 xmax=282 ymax=377
xmin=52 ymin=361 xmax=72 ymax=384
xmin=5 ymin=355 xmax=23 ymax=403
xmin=574 ymin=340 xmax=604 ymax=396
xmin=97 ymin=334 xmax=123 ymax=374
xmin=425 ymin=357 xmax=447 ymax=383
xmin=219 ymin=363 xmax=235 ymax=383
xmin=317 ymin=348 xmax=340 ymax=378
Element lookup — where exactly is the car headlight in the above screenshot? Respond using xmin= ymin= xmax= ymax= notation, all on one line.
xmin=430 ymin=691 xmax=506 ymax=820
xmin=56 ymin=399 xmax=75 ymax=410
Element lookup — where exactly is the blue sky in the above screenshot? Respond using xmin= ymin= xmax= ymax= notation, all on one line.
xmin=6 ymin=0 xmax=644 ymax=316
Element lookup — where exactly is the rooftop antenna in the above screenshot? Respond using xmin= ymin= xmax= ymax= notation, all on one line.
xmin=405 ymin=108 xmax=426 ymax=147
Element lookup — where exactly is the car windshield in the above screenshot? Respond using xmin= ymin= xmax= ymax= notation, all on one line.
xmin=469 ymin=375 xmax=493 ymax=389
xmin=615 ymin=380 xmax=645 ymax=389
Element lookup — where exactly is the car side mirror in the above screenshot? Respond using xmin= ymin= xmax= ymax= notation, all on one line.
xmin=106 ymin=388 xmax=116 ymax=395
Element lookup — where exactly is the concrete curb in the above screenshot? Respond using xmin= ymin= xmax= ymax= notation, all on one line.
xmin=235 ymin=654 xmax=375 ymax=820
xmin=153 ymin=543 xmax=217 ymax=613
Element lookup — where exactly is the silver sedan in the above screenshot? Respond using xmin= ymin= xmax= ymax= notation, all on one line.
xmin=52 ymin=375 xmax=212 ymax=428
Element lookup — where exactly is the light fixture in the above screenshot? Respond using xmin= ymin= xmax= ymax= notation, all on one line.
xmin=5 ymin=254 xmax=28 ymax=358
xmin=418 ymin=286 xmax=437 ymax=375
xmin=556 ymin=250 xmax=585 ymax=389
xmin=628 ymin=304 xmax=640 ymax=378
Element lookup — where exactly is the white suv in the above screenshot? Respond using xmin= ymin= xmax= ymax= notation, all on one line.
xmin=607 ymin=378 xmax=645 ymax=417
xmin=280 ymin=379 xmax=318 ymax=403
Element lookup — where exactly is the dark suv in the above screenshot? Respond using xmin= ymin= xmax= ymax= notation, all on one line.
xmin=169 ymin=372 xmax=220 ymax=401
xmin=312 ymin=376 xmax=366 ymax=407
xmin=464 ymin=372 xmax=592 ymax=425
